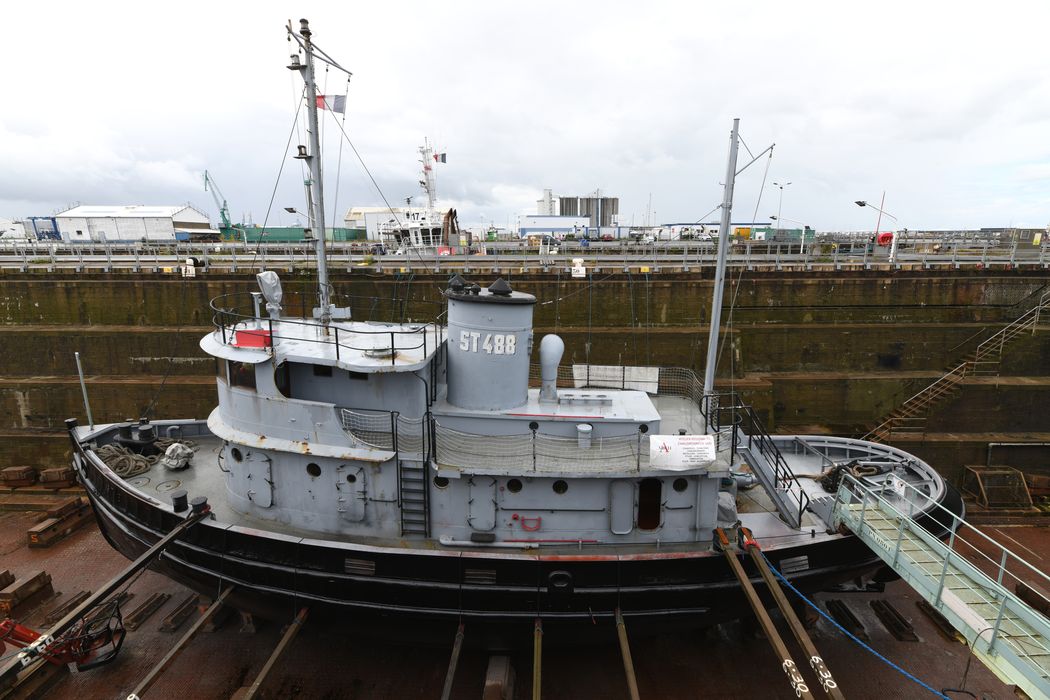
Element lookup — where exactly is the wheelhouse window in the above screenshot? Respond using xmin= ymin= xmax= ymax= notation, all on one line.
xmin=228 ymin=361 xmax=257 ymax=390
xmin=312 ymin=364 xmax=333 ymax=377
xmin=637 ymin=478 xmax=662 ymax=530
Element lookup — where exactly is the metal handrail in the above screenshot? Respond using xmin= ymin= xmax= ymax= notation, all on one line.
xmin=701 ymin=392 xmax=810 ymax=528
xmin=974 ymin=289 xmax=1050 ymax=361
xmin=834 ymin=473 xmax=1050 ymax=696
xmin=214 ymin=311 xmax=437 ymax=366
xmin=866 ymin=290 xmax=1050 ymax=441
xmin=210 ymin=288 xmax=445 ymax=366
xmin=742 ymin=408 xmax=812 ymax=525
xmin=835 ymin=473 xmax=1050 ymax=606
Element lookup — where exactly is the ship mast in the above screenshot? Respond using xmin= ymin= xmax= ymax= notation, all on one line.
xmin=288 ymin=18 xmax=332 ymax=324
xmin=702 ymin=118 xmax=740 ymax=412
xmin=419 ymin=138 xmax=437 ymax=211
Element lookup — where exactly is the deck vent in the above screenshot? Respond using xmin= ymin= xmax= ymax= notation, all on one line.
xmin=488 ymin=278 xmax=513 ymax=296
xmin=463 ymin=568 xmax=497 ymax=585
xmin=364 ymin=344 xmax=396 ymax=359
xmin=778 ymin=555 xmax=810 ymax=574
xmin=344 ymin=558 xmax=376 ymax=576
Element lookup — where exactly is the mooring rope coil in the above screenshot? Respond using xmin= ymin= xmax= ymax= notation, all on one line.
xmin=95 ymin=439 xmax=197 ymax=479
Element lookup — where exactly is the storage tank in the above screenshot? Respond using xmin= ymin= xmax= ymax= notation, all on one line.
xmin=444 ymin=276 xmax=535 ymax=411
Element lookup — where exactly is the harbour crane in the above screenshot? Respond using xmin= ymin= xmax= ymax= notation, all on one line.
xmin=203 ymin=171 xmax=243 ymax=242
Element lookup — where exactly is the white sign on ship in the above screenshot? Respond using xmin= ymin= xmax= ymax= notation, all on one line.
xmin=648 ymin=434 xmax=716 ymax=470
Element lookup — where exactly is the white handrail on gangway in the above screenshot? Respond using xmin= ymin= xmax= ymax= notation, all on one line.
xmin=831 ymin=473 xmax=1050 ymax=699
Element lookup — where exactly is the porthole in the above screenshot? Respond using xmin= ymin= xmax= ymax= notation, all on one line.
xmin=673 ymin=477 xmax=688 ymax=493
xmin=507 ymin=478 xmax=523 ymax=493
xmin=434 ymin=476 xmax=450 ymax=489
xmin=230 ymin=447 xmax=243 ymax=463
xmin=306 ymin=462 xmax=322 ymax=478
xmin=346 ymin=473 xmax=357 ymax=484
xmin=552 ymin=480 xmax=568 ymax=495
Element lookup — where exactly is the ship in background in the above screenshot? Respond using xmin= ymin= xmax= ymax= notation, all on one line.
xmin=66 ymin=18 xmax=963 ymax=644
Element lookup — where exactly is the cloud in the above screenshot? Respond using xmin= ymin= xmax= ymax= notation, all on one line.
xmin=2 ymin=0 xmax=1050 ymax=232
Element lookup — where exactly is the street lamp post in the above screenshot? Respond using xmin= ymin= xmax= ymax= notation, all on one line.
xmin=855 ymin=195 xmax=900 ymax=262
xmin=773 ymin=181 xmax=792 ymax=240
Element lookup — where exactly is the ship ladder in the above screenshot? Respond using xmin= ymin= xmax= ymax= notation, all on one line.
xmin=739 ymin=527 xmax=845 ymax=700
xmin=398 ymin=459 xmax=429 ymax=537
xmin=715 ymin=528 xmax=815 ymax=700
xmin=831 ymin=473 xmax=1050 ymax=699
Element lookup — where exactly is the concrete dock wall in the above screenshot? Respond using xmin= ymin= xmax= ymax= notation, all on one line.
xmin=2 ymin=268 xmax=1047 ymax=482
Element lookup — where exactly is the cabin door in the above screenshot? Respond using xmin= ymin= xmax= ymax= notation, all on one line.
xmin=467 ymin=476 xmax=497 ymax=531
xmin=227 ymin=448 xmax=273 ymax=508
xmin=337 ymin=464 xmax=367 ymax=522
xmin=609 ymin=480 xmax=634 ymax=535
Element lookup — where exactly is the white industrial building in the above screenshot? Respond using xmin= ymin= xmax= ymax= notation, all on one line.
xmin=0 ymin=218 xmax=28 ymax=239
xmin=518 ymin=215 xmax=590 ymax=238
xmin=55 ymin=205 xmax=214 ymax=243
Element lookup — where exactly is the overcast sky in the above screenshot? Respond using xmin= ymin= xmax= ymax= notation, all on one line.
xmin=4 ymin=1 xmax=1050 ymax=231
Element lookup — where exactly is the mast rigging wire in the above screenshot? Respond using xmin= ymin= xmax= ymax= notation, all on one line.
xmin=248 ymin=85 xmax=307 ymax=272
xmin=720 ymin=142 xmax=774 ymax=373
xmin=330 ymin=73 xmax=351 ymax=230
xmin=714 ymin=138 xmax=775 ymax=388
xmin=320 ymin=103 xmax=432 ymax=268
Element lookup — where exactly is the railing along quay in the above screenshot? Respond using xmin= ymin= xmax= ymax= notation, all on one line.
xmin=1 ymin=237 xmax=1049 ymax=274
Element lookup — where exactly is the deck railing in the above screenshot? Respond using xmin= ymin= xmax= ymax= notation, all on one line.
xmin=210 ymin=290 xmax=445 ymax=366
xmin=701 ymin=392 xmax=811 ymax=529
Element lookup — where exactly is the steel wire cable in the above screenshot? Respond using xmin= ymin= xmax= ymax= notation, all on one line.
xmin=760 ymin=550 xmax=953 ymax=700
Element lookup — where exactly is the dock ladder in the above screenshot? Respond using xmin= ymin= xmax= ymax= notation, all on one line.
xmin=831 ymin=474 xmax=1050 ymax=699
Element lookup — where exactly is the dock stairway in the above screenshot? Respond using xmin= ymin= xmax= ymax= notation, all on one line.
xmin=831 ymin=473 xmax=1050 ymax=699
xmin=864 ymin=289 xmax=1050 ymax=443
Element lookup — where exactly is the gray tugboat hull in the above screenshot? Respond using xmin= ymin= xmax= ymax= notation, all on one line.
xmin=72 ymin=429 xmax=963 ymax=644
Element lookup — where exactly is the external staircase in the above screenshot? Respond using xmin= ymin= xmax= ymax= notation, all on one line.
xmin=864 ymin=290 xmax=1050 ymax=442
xmin=832 ymin=473 xmax=1050 ymax=699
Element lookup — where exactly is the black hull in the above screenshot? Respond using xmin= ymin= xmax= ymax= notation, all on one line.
xmin=72 ymin=435 xmax=962 ymax=645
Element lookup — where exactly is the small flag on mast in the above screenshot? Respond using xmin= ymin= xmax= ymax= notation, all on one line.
xmin=433 ymin=152 xmax=447 ymax=163
xmin=316 ymin=95 xmax=346 ymax=114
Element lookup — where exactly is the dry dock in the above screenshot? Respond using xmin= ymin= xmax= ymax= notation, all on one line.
xmin=1 ymin=501 xmax=1039 ymax=699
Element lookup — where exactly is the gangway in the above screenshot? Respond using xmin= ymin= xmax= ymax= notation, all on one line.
xmin=831 ymin=473 xmax=1050 ymax=699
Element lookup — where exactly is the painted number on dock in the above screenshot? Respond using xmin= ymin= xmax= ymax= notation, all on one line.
xmin=459 ymin=331 xmax=516 ymax=355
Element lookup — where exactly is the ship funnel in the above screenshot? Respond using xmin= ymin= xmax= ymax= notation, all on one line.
xmin=444 ymin=277 xmax=536 ymax=411
xmin=256 ymin=271 xmax=283 ymax=319
xmin=539 ymin=334 xmax=564 ymax=403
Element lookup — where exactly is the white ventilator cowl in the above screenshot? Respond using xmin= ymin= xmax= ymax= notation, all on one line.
xmin=539 ymin=334 xmax=565 ymax=402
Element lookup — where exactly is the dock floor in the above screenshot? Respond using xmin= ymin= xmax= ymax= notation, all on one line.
xmin=1 ymin=507 xmax=1039 ymax=699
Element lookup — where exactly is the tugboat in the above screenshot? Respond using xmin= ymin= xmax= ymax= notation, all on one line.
xmin=67 ymin=19 xmax=962 ymax=643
